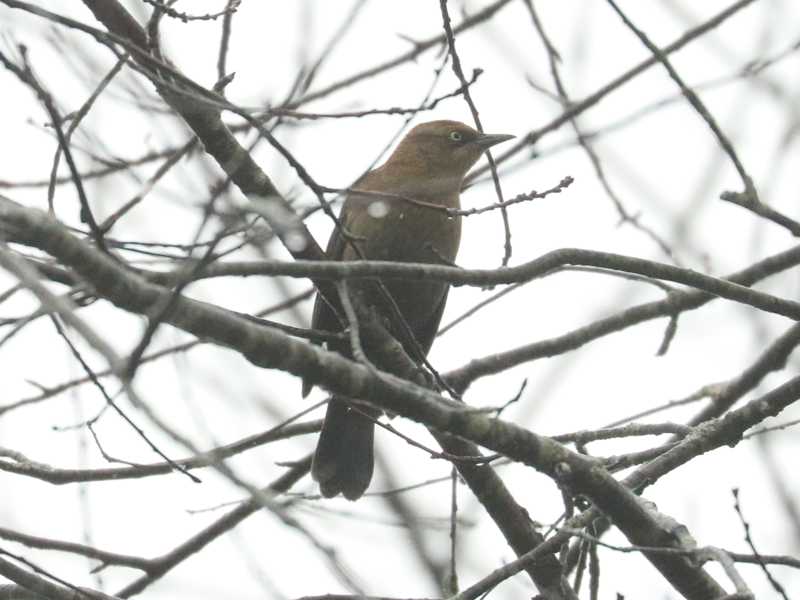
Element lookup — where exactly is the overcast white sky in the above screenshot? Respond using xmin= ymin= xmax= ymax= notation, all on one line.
xmin=1 ymin=1 xmax=799 ymax=598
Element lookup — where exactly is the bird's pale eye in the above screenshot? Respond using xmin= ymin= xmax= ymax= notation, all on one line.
xmin=449 ymin=131 xmax=463 ymax=142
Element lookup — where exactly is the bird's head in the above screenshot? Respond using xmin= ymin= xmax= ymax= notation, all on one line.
xmin=380 ymin=120 xmax=514 ymax=193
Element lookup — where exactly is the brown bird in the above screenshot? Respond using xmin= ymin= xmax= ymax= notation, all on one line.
xmin=308 ymin=120 xmax=513 ymax=499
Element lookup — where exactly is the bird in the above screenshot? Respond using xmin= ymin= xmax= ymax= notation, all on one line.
xmin=307 ymin=120 xmax=513 ymax=500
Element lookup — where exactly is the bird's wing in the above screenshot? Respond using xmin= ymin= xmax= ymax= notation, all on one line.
xmin=311 ymin=218 xmax=347 ymax=331
xmin=408 ymin=285 xmax=450 ymax=358
xmin=302 ymin=213 xmax=349 ymax=397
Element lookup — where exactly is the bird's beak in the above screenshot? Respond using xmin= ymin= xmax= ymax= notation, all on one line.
xmin=473 ymin=132 xmax=515 ymax=149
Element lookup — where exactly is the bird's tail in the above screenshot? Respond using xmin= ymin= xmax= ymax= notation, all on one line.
xmin=312 ymin=398 xmax=375 ymax=500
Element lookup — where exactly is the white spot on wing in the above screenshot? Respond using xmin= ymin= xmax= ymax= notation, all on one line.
xmin=367 ymin=200 xmax=389 ymax=219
